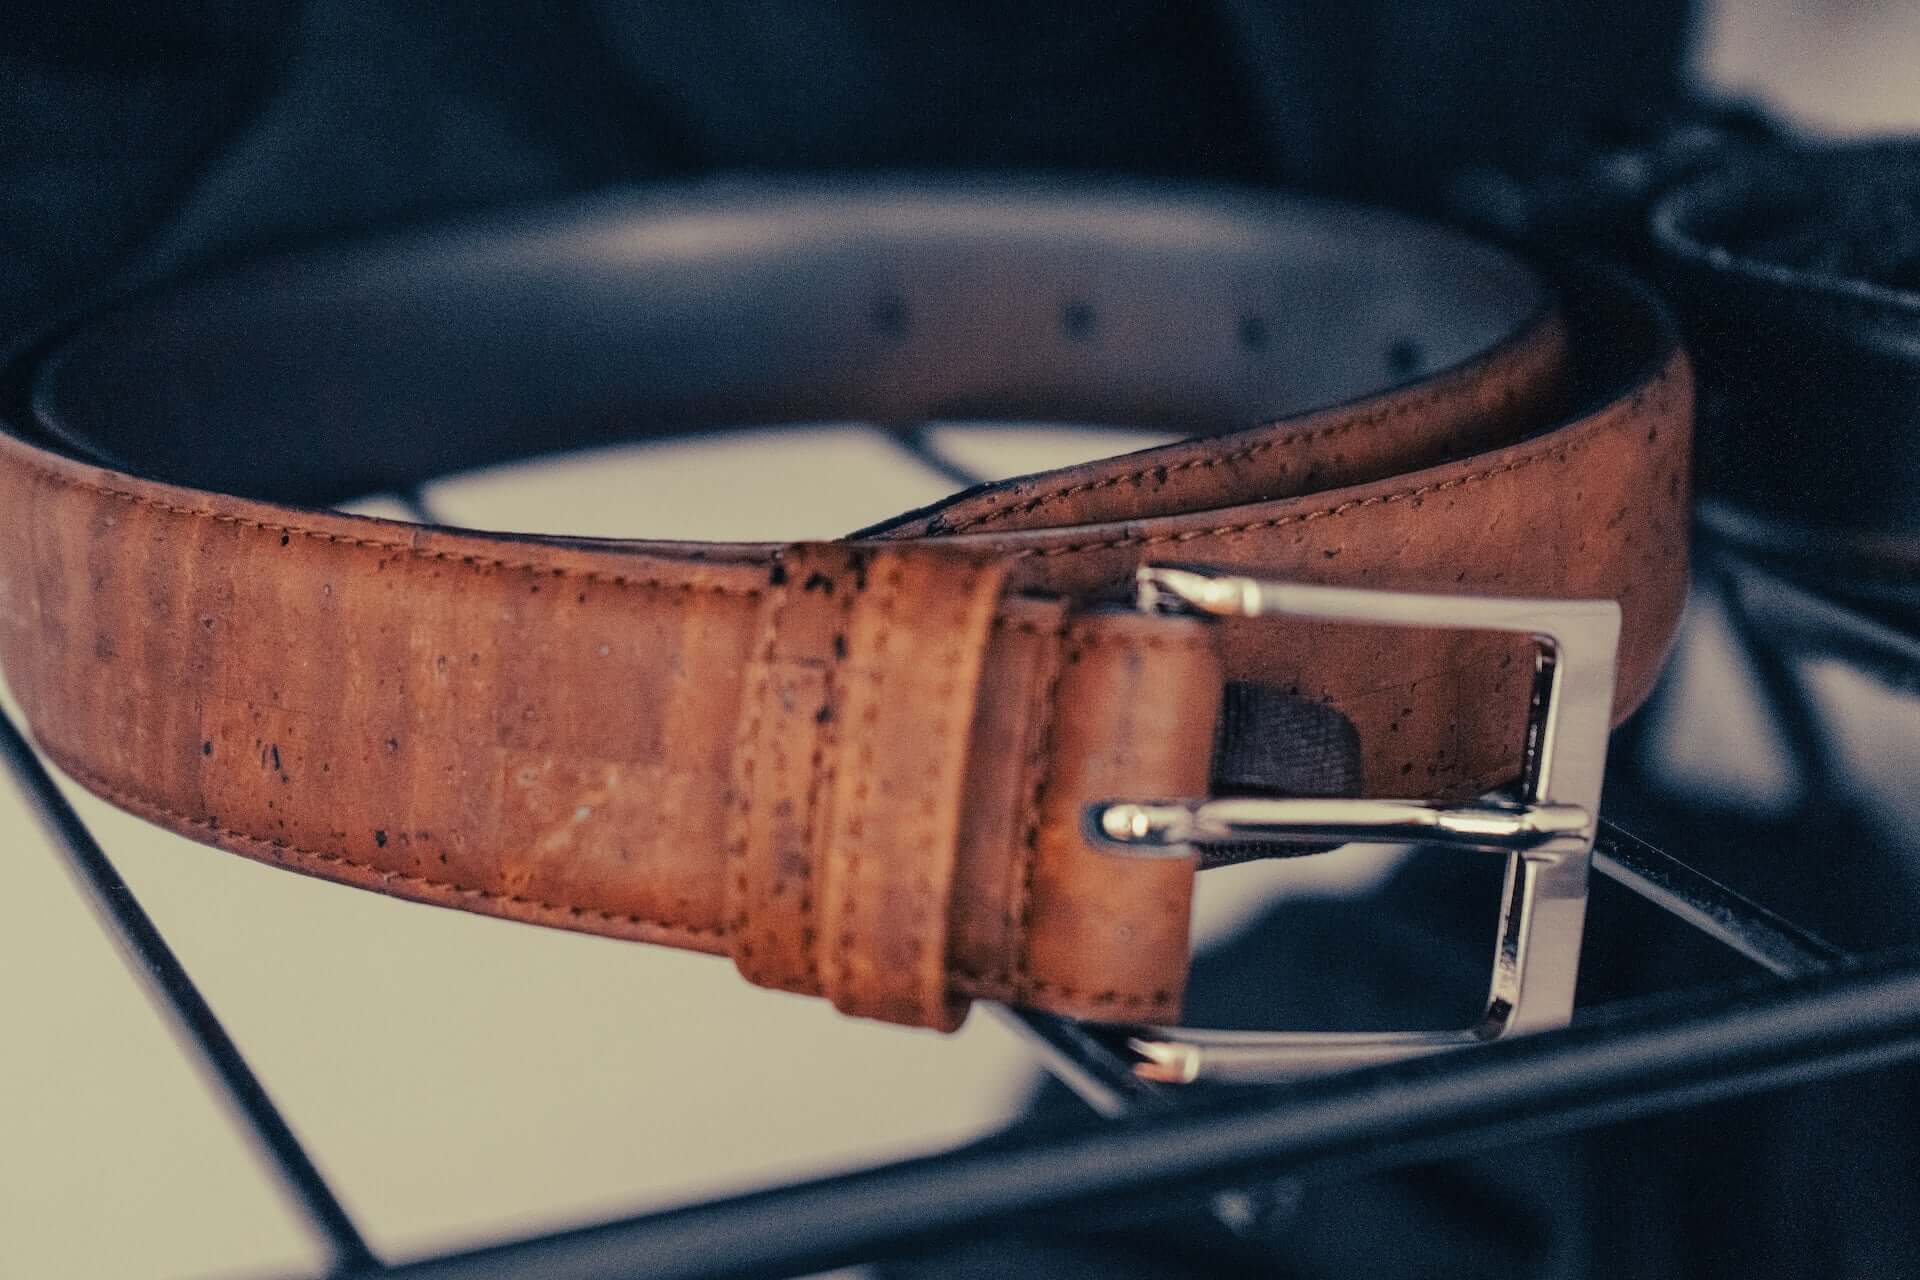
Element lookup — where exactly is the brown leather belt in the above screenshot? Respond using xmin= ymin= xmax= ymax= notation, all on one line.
xmin=0 ymin=182 xmax=1691 ymax=1034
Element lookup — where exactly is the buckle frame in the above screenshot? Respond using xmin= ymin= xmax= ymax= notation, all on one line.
xmin=1083 ymin=565 xmax=1621 ymax=1083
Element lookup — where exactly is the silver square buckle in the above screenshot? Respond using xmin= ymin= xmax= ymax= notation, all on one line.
xmin=1083 ymin=565 xmax=1622 ymax=1083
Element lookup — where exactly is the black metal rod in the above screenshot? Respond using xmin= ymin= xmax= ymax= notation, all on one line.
xmin=882 ymin=424 xmax=989 ymax=490
xmin=363 ymin=952 xmax=1920 ymax=1280
xmin=397 ymin=487 xmax=440 ymax=525
xmin=1593 ymin=821 xmax=1850 ymax=979
xmin=0 ymin=708 xmax=379 ymax=1274
xmin=1724 ymin=558 xmax=1920 ymax=693
xmin=1714 ymin=564 xmax=1842 ymax=795
xmin=992 ymin=1005 xmax=1173 ymax=1117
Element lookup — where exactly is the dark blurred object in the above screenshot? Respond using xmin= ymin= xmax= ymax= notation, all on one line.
xmin=1445 ymin=99 xmax=1781 ymax=259
xmin=1450 ymin=120 xmax=1920 ymax=573
xmin=0 ymin=0 xmax=1690 ymax=353
xmin=1652 ymin=141 xmax=1920 ymax=552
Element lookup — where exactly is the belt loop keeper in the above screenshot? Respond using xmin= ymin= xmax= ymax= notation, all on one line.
xmin=723 ymin=544 xmax=869 ymax=999
xmin=1013 ymin=609 xmax=1223 ymax=1023
xmin=813 ymin=545 xmax=1009 ymax=1028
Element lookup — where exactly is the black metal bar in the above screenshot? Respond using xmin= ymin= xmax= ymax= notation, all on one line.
xmin=1725 ymin=561 xmax=1920 ymax=693
xmin=397 ymin=487 xmax=440 ymax=525
xmin=1593 ymin=821 xmax=1851 ymax=979
xmin=0 ymin=708 xmax=380 ymax=1275
xmin=991 ymin=1006 xmax=1173 ymax=1117
xmin=1714 ymin=564 xmax=1840 ymax=794
xmin=362 ymin=952 xmax=1920 ymax=1280
xmin=882 ymin=425 xmax=989 ymax=490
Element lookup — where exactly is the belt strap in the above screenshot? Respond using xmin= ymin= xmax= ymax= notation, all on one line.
xmin=0 ymin=182 xmax=1692 ymax=1028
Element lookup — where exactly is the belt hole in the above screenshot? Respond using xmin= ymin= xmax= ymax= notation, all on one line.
xmin=1060 ymin=300 xmax=1096 ymax=341
xmin=1387 ymin=337 xmax=1425 ymax=377
xmin=869 ymin=294 xmax=909 ymax=339
xmin=1238 ymin=315 xmax=1269 ymax=351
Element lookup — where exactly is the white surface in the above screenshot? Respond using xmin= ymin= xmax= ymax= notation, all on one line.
xmin=1700 ymin=0 xmax=1920 ymax=135
xmin=922 ymin=423 xmax=1180 ymax=484
xmin=418 ymin=426 xmax=958 ymax=541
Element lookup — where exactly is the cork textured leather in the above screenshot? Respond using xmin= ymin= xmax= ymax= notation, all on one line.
xmin=0 ymin=183 xmax=1691 ymax=1028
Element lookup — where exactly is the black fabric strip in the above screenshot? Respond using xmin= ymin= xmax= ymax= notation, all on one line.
xmin=1201 ymin=682 xmax=1365 ymax=869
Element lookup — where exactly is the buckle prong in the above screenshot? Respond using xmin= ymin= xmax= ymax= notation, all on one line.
xmin=1089 ymin=796 xmax=1592 ymax=857
xmin=1083 ymin=564 xmax=1622 ymax=1084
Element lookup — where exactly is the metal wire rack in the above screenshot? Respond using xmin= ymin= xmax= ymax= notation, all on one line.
xmin=7 ymin=438 xmax=1916 ymax=1280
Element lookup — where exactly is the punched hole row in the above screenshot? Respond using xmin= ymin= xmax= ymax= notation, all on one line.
xmin=864 ymin=293 xmax=1426 ymax=372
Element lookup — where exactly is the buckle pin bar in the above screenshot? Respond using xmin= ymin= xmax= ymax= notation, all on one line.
xmin=1089 ymin=796 xmax=1592 ymax=857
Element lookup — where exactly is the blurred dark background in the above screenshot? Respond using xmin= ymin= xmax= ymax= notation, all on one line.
xmin=0 ymin=0 xmax=1691 ymax=353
